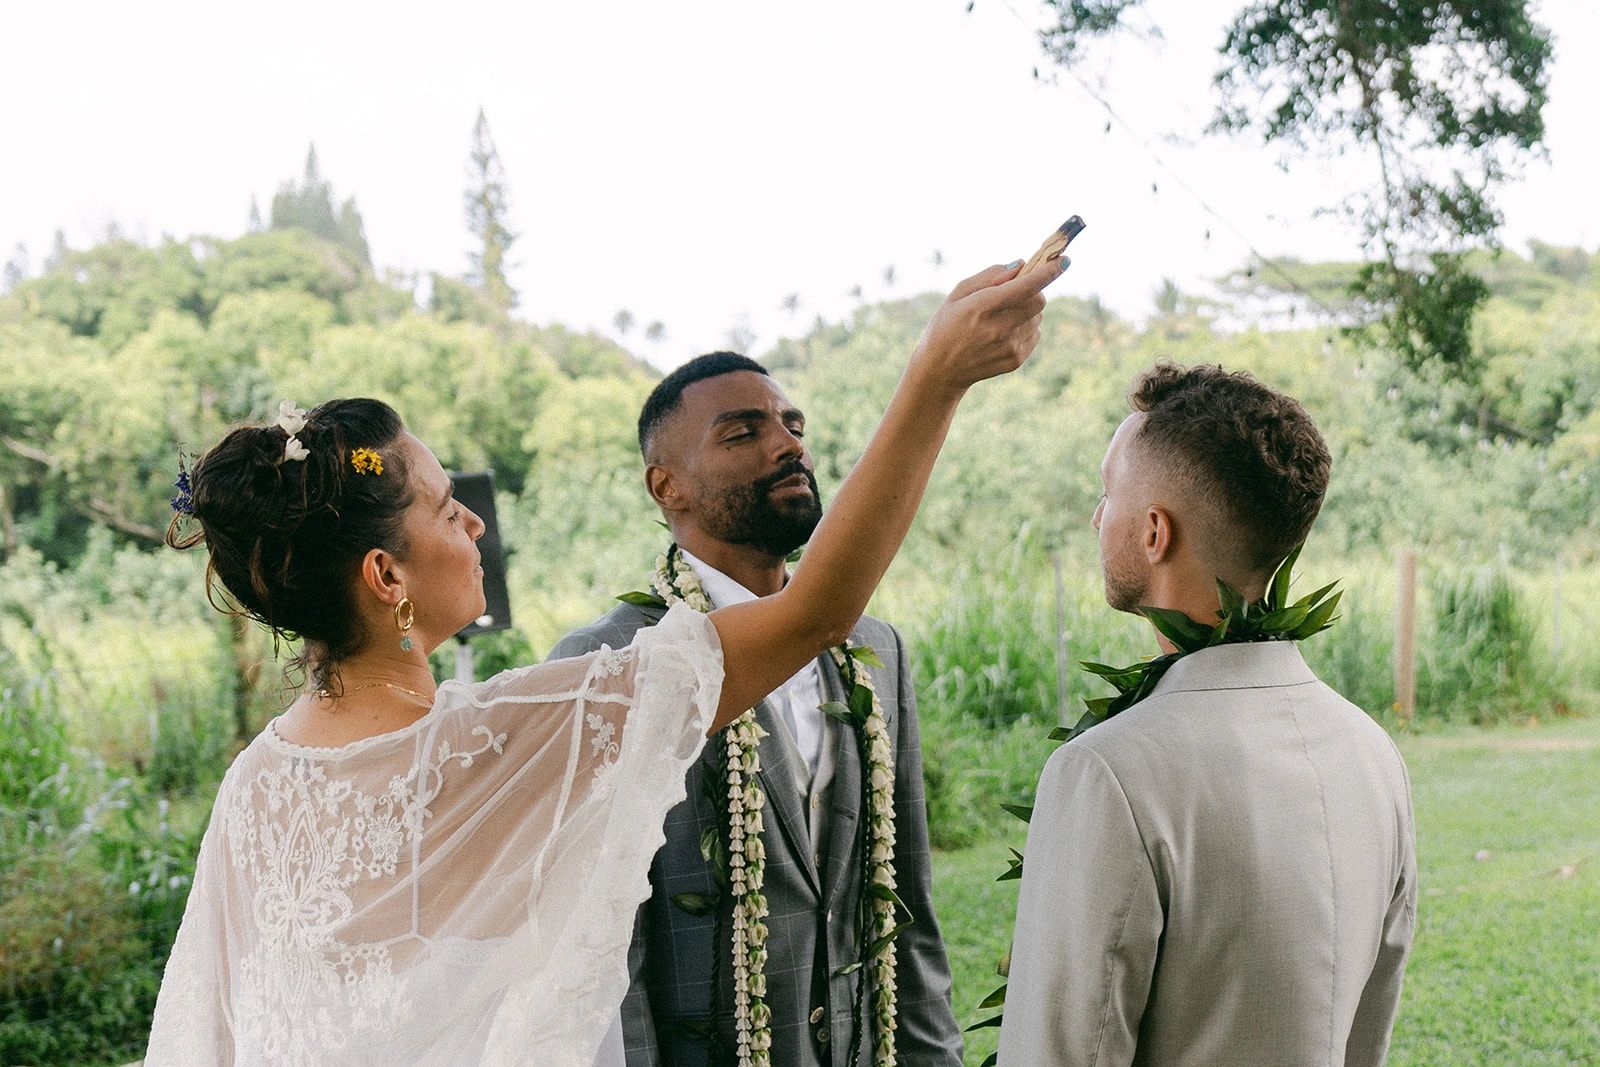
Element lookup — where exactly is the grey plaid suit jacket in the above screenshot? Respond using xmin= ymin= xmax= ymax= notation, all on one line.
xmin=547 ymin=601 xmax=962 ymax=1067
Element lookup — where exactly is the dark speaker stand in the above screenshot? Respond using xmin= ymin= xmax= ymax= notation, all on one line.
xmin=446 ymin=470 xmax=513 ymax=687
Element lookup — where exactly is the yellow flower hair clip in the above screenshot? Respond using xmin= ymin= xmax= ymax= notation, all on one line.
xmin=350 ymin=448 xmax=383 ymax=476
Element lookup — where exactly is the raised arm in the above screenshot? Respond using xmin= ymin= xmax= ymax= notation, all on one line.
xmin=706 ymin=257 xmax=1067 ymax=729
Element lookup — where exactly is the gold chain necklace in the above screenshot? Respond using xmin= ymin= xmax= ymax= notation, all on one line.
xmin=313 ymin=681 xmax=433 ymax=703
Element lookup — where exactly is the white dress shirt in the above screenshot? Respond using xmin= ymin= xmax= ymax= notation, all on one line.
xmin=680 ymin=549 xmax=827 ymax=783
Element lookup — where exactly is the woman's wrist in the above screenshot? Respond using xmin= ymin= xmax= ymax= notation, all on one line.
xmin=897 ymin=351 xmax=970 ymax=411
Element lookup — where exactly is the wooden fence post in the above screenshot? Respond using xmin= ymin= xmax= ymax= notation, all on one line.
xmin=1395 ymin=551 xmax=1417 ymax=721
xmin=1552 ymin=555 xmax=1563 ymax=661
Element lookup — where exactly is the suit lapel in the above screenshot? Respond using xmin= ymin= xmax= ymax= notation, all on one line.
xmin=753 ymin=697 xmax=823 ymax=898
xmin=818 ymin=644 xmax=866 ymax=909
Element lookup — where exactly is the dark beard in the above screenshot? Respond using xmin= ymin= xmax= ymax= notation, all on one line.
xmin=702 ymin=460 xmax=824 ymax=559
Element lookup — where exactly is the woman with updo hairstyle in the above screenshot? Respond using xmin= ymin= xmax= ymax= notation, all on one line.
xmin=144 ymin=256 xmax=1068 ymax=1065
xmin=168 ymin=398 xmax=417 ymax=693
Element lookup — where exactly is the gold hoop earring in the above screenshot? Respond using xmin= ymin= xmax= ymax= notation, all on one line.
xmin=395 ymin=597 xmax=416 ymax=652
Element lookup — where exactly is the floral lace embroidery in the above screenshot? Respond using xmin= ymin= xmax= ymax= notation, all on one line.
xmin=582 ymin=647 xmax=632 ymax=789
xmin=586 ymin=711 xmax=621 ymax=786
xmin=222 ymin=725 xmax=507 ymax=1057
xmin=591 ymin=645 xmax=632 ymax=678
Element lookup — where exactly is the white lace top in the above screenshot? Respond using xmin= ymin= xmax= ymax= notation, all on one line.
xmin=143 ymin=604 xmax=722 ymax=1066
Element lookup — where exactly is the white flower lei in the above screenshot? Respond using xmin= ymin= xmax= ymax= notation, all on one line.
xmin=647 ymin=545 xmax=901 ymax=1067
xmin=829 ymin=645 xmax=901 ymax=1067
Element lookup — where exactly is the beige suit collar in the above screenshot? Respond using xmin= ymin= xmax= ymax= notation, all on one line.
xmin=1148 ymin=640 xmax=1317 ymax=698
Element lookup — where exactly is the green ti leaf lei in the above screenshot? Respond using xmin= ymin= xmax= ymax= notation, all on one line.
xmin=966 ymin=544 xmax=1341 ymax=1060
xmin=619 ymin=544 xmax=908 ymax=1067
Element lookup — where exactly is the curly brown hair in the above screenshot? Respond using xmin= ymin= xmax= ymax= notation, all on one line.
xmin=166 ymin=398 xmax=414 ymax=691
xmin=1129 ymin=362 xmax=1330 ymax=576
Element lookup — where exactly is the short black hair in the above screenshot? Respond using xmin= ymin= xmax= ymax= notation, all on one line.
xmin=638 ymin=351 xmax=769 ymax=456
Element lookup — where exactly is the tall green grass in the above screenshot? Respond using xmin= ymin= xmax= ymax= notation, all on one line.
xmin=1419 ymin=566 xmax=1548 ymax=721
xmin=0 ymin=621 xmax=208 ymax=1066
xmin=903 ymin=547 xmax=1592 ymax=849
xmin=897 ymin=542 xmax=1147 ymax=848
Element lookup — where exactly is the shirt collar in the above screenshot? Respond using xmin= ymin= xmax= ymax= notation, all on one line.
xmin=678 ymin=548 xmax=777 ymax=610
xmin=1148 ymin=640 xmax=1318 ymax=698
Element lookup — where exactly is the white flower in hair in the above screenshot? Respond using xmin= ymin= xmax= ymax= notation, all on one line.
xmin=283 ymin=436 xmax=309 ymax=462
xmin=276 ymin=400 xmax=309 ymax=436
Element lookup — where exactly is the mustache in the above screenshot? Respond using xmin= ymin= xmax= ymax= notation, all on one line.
xmin=754 ymin=460 xmax=817 ymax=495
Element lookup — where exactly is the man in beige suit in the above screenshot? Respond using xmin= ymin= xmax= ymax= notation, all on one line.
xmin=998 ymin=363 xmax=1417 ymax=1066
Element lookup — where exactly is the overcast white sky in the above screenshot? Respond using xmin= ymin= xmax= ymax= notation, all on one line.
xmin=2 ymin=0 xmax=1594 ymax=367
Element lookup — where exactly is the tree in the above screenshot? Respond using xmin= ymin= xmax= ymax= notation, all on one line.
xmin=645 ymin=320 xmax=667 ymax=345
xmin=1034 ymin=0 xmax=1552 ymax=378
xmin=336 ymin=200 xmax=369 ymax=266
xmin=1150 ymin=277 xmax=1210 ymax=339
xmin=780 ymin=292 xmax=801 ymax=317
xmin=882 ymin=264 xmax=897 ymax=289
xmin=464 ymin=108 xmax=518 ymax=315
xmin=45 ymin=230 xmax=69 ymax=271
xmin=247 ymin=196 xmax=263 ymax=233
xmin=2 ymin=243 xmax=28 ymax=293
xmin=612 ymin=308 xmax=634 ymax=336
xmin=269 ymin=144 xmax=372 ymax=268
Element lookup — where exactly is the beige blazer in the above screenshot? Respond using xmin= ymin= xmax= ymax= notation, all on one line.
xmin=997 ymin=641 xmax=1417 ymax=1066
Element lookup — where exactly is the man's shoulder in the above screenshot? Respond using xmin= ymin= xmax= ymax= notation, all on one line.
xmin=846 ymin=613 xmax=912 ymax=681
xmin=1059 ymin=659 xmax=1402 ymax=786
xmin=849 ymin=612 xmax=902 ymax=650
xmin=545 ymin=600 xmax=667 ymax=661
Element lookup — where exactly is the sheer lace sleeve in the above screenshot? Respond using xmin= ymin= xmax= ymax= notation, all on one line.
xmin=142 ymin=770 xmax=238 ymax=1066
xmin=143 ymin=602 xmax=722 ymax=1066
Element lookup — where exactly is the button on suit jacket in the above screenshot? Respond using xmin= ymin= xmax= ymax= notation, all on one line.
xmin=548 ymin=601 xmax=962 ymax=1067
xmin=998 ymin=641 xmax=1417 ymax=1066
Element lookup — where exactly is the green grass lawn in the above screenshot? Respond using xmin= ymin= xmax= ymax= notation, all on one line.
xmin=933 ymin=714 xmax=1600 ymax=1066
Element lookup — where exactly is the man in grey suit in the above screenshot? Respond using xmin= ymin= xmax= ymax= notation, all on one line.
xmin=548 ymin=352 xmax=963 ymax=1066
xmin=998 ymin=362 xmax=1417 ymax=1066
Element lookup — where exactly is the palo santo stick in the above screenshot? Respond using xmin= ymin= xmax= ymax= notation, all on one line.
xmin=1018 ymin=215 xmax=1086 ymax=276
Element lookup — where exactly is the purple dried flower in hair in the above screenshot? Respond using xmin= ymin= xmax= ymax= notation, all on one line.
xmin=170 ymin=467 xmax=195 ymax=515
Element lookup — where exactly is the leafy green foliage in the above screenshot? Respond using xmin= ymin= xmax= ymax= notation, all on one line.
xmin=1064 ymin=546 xmax=1341 ymax=740
xmin=269 ymin=144 xmax=372 ymax=270
xmin=0 ymin=625 xmax=209 ymax=1065
xmin=1035 ymin=0 xmax=1553 ymax=375
xmin=464 ymin=109 xmax=517 ymax=315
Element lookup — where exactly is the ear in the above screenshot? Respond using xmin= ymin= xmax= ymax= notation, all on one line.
xmin=645 ymin=463 xmax=689 ymax=514
xmin=1144 ymin=505 xmax=1175 ymax=565
xmin=356 ymin=547 xmax=406 ymax=606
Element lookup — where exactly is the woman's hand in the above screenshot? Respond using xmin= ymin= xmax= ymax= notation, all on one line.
xmin=905 ymin=257 xmax=1069 ymax=400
